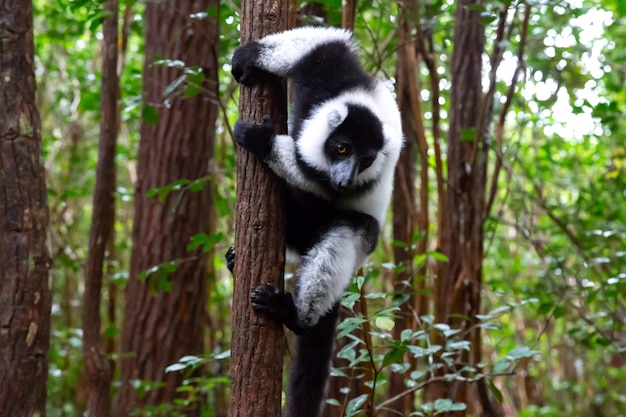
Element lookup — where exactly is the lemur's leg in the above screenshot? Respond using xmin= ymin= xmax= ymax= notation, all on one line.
xmin=251 ymin=216 xmax=379 ymax=334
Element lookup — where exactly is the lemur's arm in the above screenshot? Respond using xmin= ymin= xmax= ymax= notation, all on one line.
xmin=231 ymin=27 xmax=353 ymax=84
xmin=233 ymin=117 xmax=330 ymax=198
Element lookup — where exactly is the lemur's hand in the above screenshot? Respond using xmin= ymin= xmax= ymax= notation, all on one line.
xmin=231 ymin=41 xmax=262 ymax=86
xmin=233 ymin=116 xmax=275 ymax=160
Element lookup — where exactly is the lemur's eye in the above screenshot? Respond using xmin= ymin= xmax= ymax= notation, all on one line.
xmin=336 ymin=144 xmax=348 ymax=155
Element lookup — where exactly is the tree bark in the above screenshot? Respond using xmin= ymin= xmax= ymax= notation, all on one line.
xmin=228 ymin=1 xmax=289 ymax=416
xmin=0 ymin=1 xmax=52 ymax=415
xmin=342 ymin=0 xmax=357 ymax=31
xmin=386 ymin=2 xmax=431 ymax=413
xmin=82 ymin=1 xmax=118 ymax=415
xmin=229 ymin=1 xmax=289 ymax=415
xmin=115 ymin=2 xmax=219 ymax=415
xmin=431 ymin=0 xmax=487 ymax=413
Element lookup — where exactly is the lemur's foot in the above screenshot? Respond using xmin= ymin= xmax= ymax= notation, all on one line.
xmin=225 ymin=245 xmax=235 ymax=274
xmin=251 ymin=283 xmax=307 ymax=335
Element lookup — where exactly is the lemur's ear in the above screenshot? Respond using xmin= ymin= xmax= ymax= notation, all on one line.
xmin=327 ymin=110 xmax=344 ymax=128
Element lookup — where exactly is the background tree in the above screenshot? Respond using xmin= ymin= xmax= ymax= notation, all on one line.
xmin=386 ymin=0 xmax=424 ymax=413
xmin=81 ymin=0 xmax=118 ymax=415
xmin=115 ymin=2 xmax=219 ymax=415
xmin=428 ymin=0 xmax=489 ymax=413
xmin=0 ymin=0 xmax=51 ymax=415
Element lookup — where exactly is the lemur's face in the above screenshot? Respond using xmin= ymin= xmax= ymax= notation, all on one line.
xmin=325 ymin=134 xmax=378 ymax=193
xmin=322 ymin=103 xmax=384 ymax=193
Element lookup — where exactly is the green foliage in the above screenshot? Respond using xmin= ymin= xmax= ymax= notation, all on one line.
xmin=326 ymin=274 xmax=541 ymax=415
xmin=133 ymin=349 xmax=231 ymax=416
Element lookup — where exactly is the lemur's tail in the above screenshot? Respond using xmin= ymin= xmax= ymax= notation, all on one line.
xmin=285 ymin=302 xmax=340 ymax=417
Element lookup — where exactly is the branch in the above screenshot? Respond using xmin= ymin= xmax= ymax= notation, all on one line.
xmin=82 ymin=0 xmax=118 ymax=415
xmin=485 ymin=2 xmax=532 ymax=219
xmin=376 ymin=372 xmax=515 ymax=411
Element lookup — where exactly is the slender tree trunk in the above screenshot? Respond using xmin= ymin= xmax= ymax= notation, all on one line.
xmin=115 ymin=2 xmax=219 ymax=415
xmin=0 ymin=0 xmax=52 ymax=415
xmin=82 ymin=1 xmax=118 ymax=415
xmin=387 ymin=1 xmax=432 ymax=413
xmin=389 ymin=27 xmax=418 ymax=417
xmin=342 ymin=0 xmax=357 ymax=30
xmin=430 ymin=0 xmax=486 ymax=413
xmin=228 ymin=1 xmax=288 ymax=416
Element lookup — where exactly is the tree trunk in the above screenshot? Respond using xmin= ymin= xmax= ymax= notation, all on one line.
xmin=387 ymin=1 xmax=431 ymax=413
xmin=341 ymin=0 xmax=356 ymax=31
xmin=0 ymin=1 xmax=52 ymax=415
xmin=82 ymin=0 xmax=118 ymax=415
xmin=115 ymin=2 xmax=219 ymax=415
xmin=228 ymin=1 xmax=289 ymax=416
xmin=431 ymin=0 xmax=486 ymax=413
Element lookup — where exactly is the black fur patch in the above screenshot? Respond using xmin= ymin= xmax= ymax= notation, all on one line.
xmin=289 ymin=41 xmax=375 ymax=135
xmin=231 ymin=41 xmax=262 ymax=86
xmin=233 ymin=116 xmax=275 ymax=160
xmin=295 ymin=104 xmax=384 ymax=196
xmin=284 ymin=185 xmax=380 ymax=256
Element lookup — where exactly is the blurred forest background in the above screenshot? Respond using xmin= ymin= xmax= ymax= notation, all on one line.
xmin=1 ymin=0 xmax=625 ymax=416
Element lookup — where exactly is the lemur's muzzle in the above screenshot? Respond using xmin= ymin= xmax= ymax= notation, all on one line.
xmin=330 ymin=155 xmax=359 ymax=193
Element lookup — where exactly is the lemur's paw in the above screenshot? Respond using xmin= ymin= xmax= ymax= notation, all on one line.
xmin=251 ymin=284 xmax=307 ymax=335
xmin=250 ymin=283 xmax=289 ymax=313
xmin=231 ymin=42 xmax=262 ymax=86
xmin=225 ymin=245 xmax=235 ymax=274
xmin=233 ymin=116 xmax=274 ymax=159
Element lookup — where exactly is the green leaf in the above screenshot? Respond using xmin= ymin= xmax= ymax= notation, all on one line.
xmin=163 ymin=75 xmax=185 ymax=98
xmin=553 ymin=305 xmax=567 ymax=319
xmin=336 ymin=339 xmax=359 ymax=363
xmin=493 ymin=358 xmax=511 ymax=373
xmin=326 ymin=398 xmax=341 ymax=407
xmin=354 ymin=275 xmax=365 ymax=290
xmin=142 ymin=105 xmax=160 ymax=125
xmin=152 ymin=58 xmax=186 ymax=68
xmin=434 ymin=398 xmax=466 ymax=412
xmin=187 ymin=232 xmax=223 ymax=252
xmin=489 ymin=380 xmax=504 ymax=403
xmin=460 ymin=127 xmax=477 ymax=142
xmin=345 ymin=394 xmax=369 ymax=417
xmin=214 ymin=350 xmax=230 ymax=360
xmin=537 ymin=302 xmax=554 ymax=315
xmin=374 ymin=316 xmax=395 ymax=331
xmin=446 ymin=340 xmax=471 ymax=351
xmin=427 ymin=251 xmax=449 ymax=262
xmin=382 ymin=345 xmax=406 ymax=368
xmin=506 ymin=346 xmax=539 ymax=360
xmin=407 ymin=345 xmax=442 ymax=358
xmin=184 ymin=67 xmax=205 ymax=98
xmin=400 ymin=328 xmax=413 ymax=342
xmin=164 ymin=363 xmax=187 ymax=373
xmin=410 ymin=369 xmax=427 ymax=381
xmin=342 ymin=293 xmax=361 ymax=309
xmin=465 ymin=4 xmax=485 ymax=11
xmin=337 ymin=317 xmax=367 ymax=338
